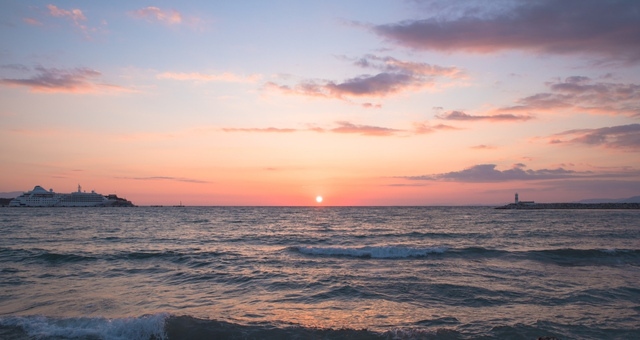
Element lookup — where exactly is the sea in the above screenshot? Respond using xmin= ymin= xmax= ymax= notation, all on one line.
xmin=0 ymin=206 xmax=638 ymax=340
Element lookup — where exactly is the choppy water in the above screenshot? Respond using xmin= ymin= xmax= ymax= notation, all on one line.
xmin=0 ymin=207 xmax=638 ymax=339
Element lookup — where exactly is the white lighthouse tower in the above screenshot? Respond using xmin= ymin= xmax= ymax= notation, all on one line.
xmin=515 ymin=193 xmax=519 ymax=204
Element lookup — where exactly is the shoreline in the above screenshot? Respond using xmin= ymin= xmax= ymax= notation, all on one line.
xmin=496 ymin=202 xmax=640 ymax=209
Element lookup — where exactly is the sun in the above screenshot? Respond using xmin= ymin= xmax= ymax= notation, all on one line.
xmin=316 ymin=195 xmax=323 ymax=203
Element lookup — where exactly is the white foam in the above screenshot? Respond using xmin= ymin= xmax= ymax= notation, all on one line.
xmin=296 ymin=245 xmax=447 ymax=258
xmin=0 ymin=313 xmax=168 ymax=340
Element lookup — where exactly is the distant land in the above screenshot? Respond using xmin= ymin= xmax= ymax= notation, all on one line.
xmin=0 ymin=191 xmax=23 ymax=199
xmin=496 ymin=195 xmax=640 ymax=210
xmin=575 ymin=196 xmax=640 ymax=204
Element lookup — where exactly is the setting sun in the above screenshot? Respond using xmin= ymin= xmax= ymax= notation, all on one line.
xmin=316 ymin=196 xmax=323 ymax=203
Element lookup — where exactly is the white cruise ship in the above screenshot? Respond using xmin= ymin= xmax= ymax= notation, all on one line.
xmin=9 ymin=185 xmax=134 ymax=207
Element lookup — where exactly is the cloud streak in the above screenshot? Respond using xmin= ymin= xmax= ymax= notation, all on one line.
xmin=328 ymin=121 xmax=401 ymax=136
xmin=267 ymin=54 xmax=462 ymax=100
xmin=222 ymin=121 xmax=457 ymax=137
xmin=549 ymin=124 xmax=640 ymax=150
xmin=157 ymin=72 xmax=261 ymax=83
xmin=437 ymin=110 xmax=533 ymax=122
xmin=373 ymin=0 xmax=640 ymax=63
xmin=501 ymin=76 xmax=640 ymax=117
xmin=222 ymin=127 xmax=297 ymax=133
xmin=0 ymin=66 xmax=129 ymax=94
xmin=123 ymin=176 xmax=210 ymax=184
xmin=411 ymin=122 xmax=459 ymax=134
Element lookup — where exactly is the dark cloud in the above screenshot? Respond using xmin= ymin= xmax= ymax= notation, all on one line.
xmin=1 ymin=64 xmax=30 ymax=72
xmin=437 ymin=110 xmax=533 ymax=122
xmin=373 ymin=0 xmax=640 ymax=62
xmin=501 ymin=77 xmax=640 ymax=116
xmin=326 ymin=73 xmax=416 ymax=97
xmin=404 ymin=164 xmax=587 ymax=182
xmin=0 ymin=66 xmax=125 ymax=93
xmin=550 ymin=124 xmax=640 ymax=150
xmin=266 ymin=55 xmax=462 ymax=99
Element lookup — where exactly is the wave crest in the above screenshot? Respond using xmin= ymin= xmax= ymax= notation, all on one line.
xmin=292 ymin=245 xmax=448 ymax=259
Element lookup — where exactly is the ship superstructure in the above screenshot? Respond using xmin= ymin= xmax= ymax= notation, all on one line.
xmin=9 ymin=185 xmax=133 ymax=207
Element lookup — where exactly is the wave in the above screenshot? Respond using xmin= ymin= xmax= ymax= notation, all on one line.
xmin=291 ymin=245 xmax=448 ymax=259
xmin=3 ymin=314 xmax=614 ymax=340
xmin=0 ymin=314 xmax=390 ymax=340
xmin=2 ymin=246 xmax=637 ymax=267
xmin=289 ymin=245 xmax=640 ymax=264
xmin=0 ymin=247 xmax=228 ymax=266
xmin=0 ymin=314 xmax=168 ymax=340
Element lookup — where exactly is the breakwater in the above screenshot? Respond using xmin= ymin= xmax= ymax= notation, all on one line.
xmin=496 ymin=202 xmax=640 ymax=209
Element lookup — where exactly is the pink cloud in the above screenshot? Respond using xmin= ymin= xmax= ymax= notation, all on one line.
xmin=130 ymin=6 xmax=182 ymax=25
xmin=412 ymin=122 xmax=459 ymax=134
xmin=157 ymin=72 xmax=261 ymax=83
xmin=373 ymin=0 xmax=640 ymax=63
xmin=45 ymin=4 xmax=95 ymax=38
xmin=23 ymin=17 xmax=43 ymax=26
xmin=47 ymin=4 xmax=86 ymax=21
xmin=329 ymin=121 xmax=401 ymax=136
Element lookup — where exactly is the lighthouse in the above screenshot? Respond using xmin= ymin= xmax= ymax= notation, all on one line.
xmin=515 ymin=193 xmax=519 ymax=204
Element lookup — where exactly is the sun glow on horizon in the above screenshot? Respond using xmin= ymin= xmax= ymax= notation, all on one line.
xmin=316 ymin=195 xmax=323 ymax=203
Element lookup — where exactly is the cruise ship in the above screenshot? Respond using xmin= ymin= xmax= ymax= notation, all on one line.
xmin=9 ymin=185 xmax=134 ymax=207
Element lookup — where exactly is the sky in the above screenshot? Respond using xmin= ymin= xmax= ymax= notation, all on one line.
xmin=1 ymin=0 xmax=639 ymax=206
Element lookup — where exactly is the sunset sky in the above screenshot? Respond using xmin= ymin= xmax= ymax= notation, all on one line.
xmin=1 ymin=0 xmax=639 ymax=205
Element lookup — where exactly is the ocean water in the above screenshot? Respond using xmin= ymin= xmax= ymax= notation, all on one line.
xmin=0 ymin=206 xmax=638 ymax=339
